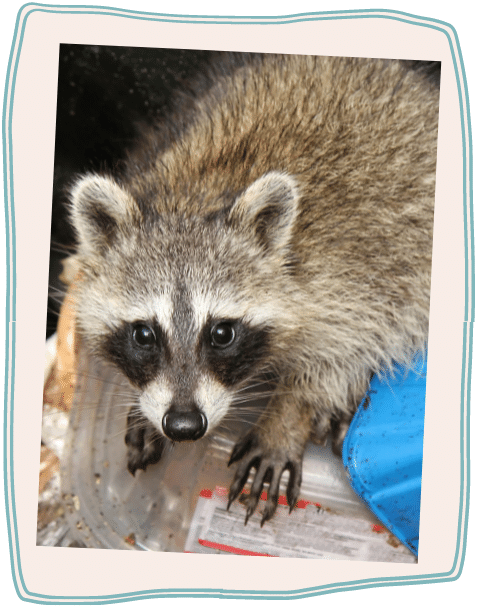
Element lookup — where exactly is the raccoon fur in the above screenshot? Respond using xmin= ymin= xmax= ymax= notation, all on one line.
xmin=69 ymin=52 xmax=440 ymax=526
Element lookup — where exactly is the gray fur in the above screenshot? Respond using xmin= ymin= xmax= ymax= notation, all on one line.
xmin=69 ymin=53 xmax=439 ymax=524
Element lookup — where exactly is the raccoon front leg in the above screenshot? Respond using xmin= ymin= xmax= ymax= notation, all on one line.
xmin=227 ymin=394 xmax=313 ymax=526
xmin=125 ymin=406 xmax=166 ymax=475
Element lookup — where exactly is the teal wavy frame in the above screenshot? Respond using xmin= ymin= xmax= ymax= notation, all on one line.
xmin=2 ymin=3 xmax=473 ymax=603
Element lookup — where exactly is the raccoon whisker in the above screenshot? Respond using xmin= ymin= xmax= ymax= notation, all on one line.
xmin=46 ymin=304 xmax=64 ymax=317
xmin=47 ymin=292 xmax=69 ymax=305
xmin=46 ymin=313 xmax=60 ymax=324
xmin=49 ymin=249 xmax=72 ymax=259
xmin=49 ymin=240 xmax=77 ymax=254
xmin=111 ymin=411 xmax=145 ymax=428
xmin=162 ymin=439 xmax=176 ymax=455
xmin=49 ymin=248 xmax=76 ymax=260
xmin=233 ymin=387 xmax=273 ymax=397
xmin=217 ymin=413 xmax=253 ymax=425
xmin=46 ymin=297 xmax=66 ymax=311
xmin=232 ymin=387 xmax=275 ymax=398
xmin=114 ymin=403 xmax=142 ymax=413
xmin=209 ymin=428 xmax=239 ymax=446
xmin=224 ymin=417 xmax=269 ymax=429
xmin=105 ymin=427 xmax=136 ymax=442
xmin=206 ymin=433 xmax=226 ymax=447
xmin=105 ymin=395 xmax=140 ymax=404
xmin=227 ymin=406 xmax=267 ymax=416
xmin=43 ymin=400 xmax=137 ymax=413
xmin=46 ymin=296 xmax=65 ymax=310
xmin=108 ymin=405 xmax=143 ymax=415
xmin=219 ymin=409 xmax=272 ymax=425
xmin=218 ymin=417 xmax=270 ymax=435
xmin=233 ymin=405 xmax=277 ymax=418
xmin=228 ymin=399 xmax=271 ymax=409
xmin=51 ymin=370 xmax=136 ymax=391
xmin=229 ymin=394 xmax=273 ymax=405
xmin=42 ymin=396 xmax=137 ymax=413
xmin=232 ymin=384 xmax=274 ymax=396
xmin=111 ymin=413 xmax=144 ymax=425
xmin=48 ymin=283 xmax=68 ymax=295
xmin=229 ymin=397 xmax=270 ymax=408
xmin=221 ymin=413 xmax=275 ymax=428
xmin=234 ymin=388 xmax=298 ymax=401
xmin=236 ymin=379 xmax=274 ymax=392
xmin=107 ymin=423 xmax=156 ymax=444
xmin=224 ymin=407 xmax=265 ymax=419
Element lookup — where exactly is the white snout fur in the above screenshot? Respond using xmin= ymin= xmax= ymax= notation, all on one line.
xmin=194 ymin=375 xmax=233 ymax=432
xmin=139 ymin=382 xmax=174 ymax=432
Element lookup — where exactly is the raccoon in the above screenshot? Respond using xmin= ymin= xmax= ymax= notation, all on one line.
xmin=68 ymin=53 xmax=440 ymax=526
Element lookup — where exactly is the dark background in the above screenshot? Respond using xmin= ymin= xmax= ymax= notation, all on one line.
xmin=48 ymin=44 xmax=215 ymax=337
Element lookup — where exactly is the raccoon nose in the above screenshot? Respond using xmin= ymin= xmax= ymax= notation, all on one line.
xmin=162 ymin=410 xmax=207 ymax=442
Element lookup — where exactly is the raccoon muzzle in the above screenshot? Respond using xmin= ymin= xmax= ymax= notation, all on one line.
xmin=162 ymin=409 xmax=207 ymax=442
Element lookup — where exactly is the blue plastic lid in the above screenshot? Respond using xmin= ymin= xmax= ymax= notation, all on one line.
xmin=342 ymin=356 xmax=426 ymax=556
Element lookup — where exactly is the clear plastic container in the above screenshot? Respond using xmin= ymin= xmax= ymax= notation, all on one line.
xmin=60 ymin=343 xmax=416 ymax=561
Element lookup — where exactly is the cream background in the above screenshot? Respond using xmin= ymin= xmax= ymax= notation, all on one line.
xmin=1 ymin=0 xmax=477 ymax=606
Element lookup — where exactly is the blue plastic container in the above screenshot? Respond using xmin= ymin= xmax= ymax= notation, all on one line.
xmin=342 ymin=356 xmax=427 ymax=556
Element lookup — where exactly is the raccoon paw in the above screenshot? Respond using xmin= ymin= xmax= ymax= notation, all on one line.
xmin=330 ymin=412 xmax=354 ymax=457
xmin=311 ymin=411 xmax=354 ymax=457
xmin=227 ymin=430 xmax=303 ymax=526
xmin=125 ymin=409 xmax=165 ymax=475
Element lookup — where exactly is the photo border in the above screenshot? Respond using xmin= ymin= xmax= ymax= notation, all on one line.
xmin=2 ymin=3 xmax=473 ymax=603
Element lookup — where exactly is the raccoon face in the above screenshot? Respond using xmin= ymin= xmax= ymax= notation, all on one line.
xmin=101 ymin=314 xmax=272 ymax=441
xmin=70 ymin=171 xmax=299 ymax=441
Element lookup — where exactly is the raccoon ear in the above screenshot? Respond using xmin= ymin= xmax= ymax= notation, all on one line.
xmin=229 ymin=172 xmax=299 ymax=252
xmin=70 ymin=174 xmax=137 ymax=254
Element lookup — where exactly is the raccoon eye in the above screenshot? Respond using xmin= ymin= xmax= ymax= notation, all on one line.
xmin=132 ymin=324 xmax=156 ymax=347
xmin=210 ymin=322 xmax=236 ymax=348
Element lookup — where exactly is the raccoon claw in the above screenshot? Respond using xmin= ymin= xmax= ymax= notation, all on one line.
xmin=125 ymin=408 xmax=165 ymax=475
xmin=330 ymin=413 xmax=353 ymax=457
xmin=228 ymin=431 xmax=303 ymax=525
xmin=228 ymin=432 xmax=256 ymax=467
xmin=312 ymin=411 xmax=354 ymax=456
